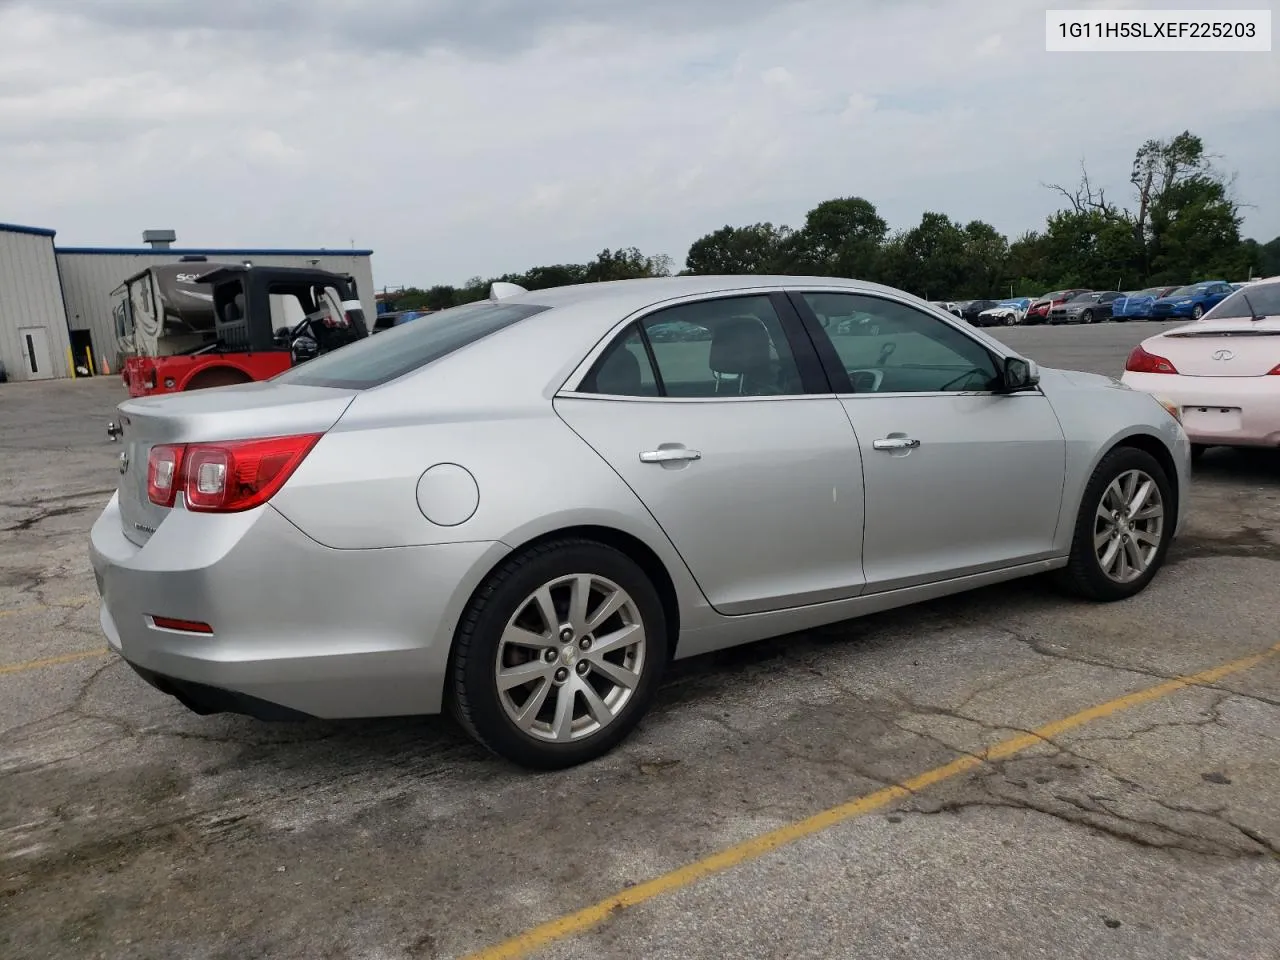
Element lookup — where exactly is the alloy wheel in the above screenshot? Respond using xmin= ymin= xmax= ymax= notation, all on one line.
xmin=494 ymin=574 xmax=646 ymax=742
xmin=1093 ymin=469 xmax=1165 ymax=583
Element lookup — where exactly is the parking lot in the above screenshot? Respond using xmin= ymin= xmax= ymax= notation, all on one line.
xmin=2 ymin=320 xmax=1278 ymax=960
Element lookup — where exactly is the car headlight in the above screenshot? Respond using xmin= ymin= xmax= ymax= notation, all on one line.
xmin=1153 ymin=396 xmax=1181 ymax=423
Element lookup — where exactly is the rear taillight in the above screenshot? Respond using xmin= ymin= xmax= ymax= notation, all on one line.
xmin=1125 ymin=344 xmax=1179 ymax=374
xmin=147 ymin=444 xmax=185 ymax=507
xmin=149 ymin=616 xmax=213 ymax=634
xmin=146 ymin=434 xmax=321 ymax=512
xmin=1269 ymin=364 xmax=1280 ymax=375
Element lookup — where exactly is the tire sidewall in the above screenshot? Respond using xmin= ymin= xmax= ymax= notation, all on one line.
xmin=454 ymin=541 xmax=668 ymax=769
xmin=1069 ymin=448 xmax=1175 ymax=601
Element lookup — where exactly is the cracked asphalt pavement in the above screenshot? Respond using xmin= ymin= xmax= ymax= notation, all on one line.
xmin=2 ymin=323 xmax=1278 ymax=960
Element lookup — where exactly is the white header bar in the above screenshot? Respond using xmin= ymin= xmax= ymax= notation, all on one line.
xmin=1046 ymin=9 xmax=1272 ymax=51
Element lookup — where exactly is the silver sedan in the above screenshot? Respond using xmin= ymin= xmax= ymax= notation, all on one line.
xmin=90 ymin=275 xmax=1192 ymax=769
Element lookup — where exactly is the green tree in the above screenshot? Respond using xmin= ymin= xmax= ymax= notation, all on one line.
xmin=519 ymin=264 xmax=588 ymax=289
xmin=1255 ymin=236 xmax=1280 ymax=277
xmin=961 ymin=220 xmax=1010 ymax=297
xmin=583 ymin=247 xmax=672 ymax=282
xmin=1146 ymin=175 xmax=1246 ymax=282
xmin=1006 ymin=231 xmax=1050 ymax=293
xmin=685 ymin=223 xmax=791 ymax=275
xmin=887 ymin=212 xmax=969 ymax=298
xmin=422 ymin=285 xmax=458 ymax=310
xmin=778 ymin=197 xmax=887 ymax=277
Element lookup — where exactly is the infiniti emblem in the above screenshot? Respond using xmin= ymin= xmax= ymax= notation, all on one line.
xmin=118 ymin=451 xmax=130 ymax=474
xmin=1212 ymin=349 xmax=1234 ymax=361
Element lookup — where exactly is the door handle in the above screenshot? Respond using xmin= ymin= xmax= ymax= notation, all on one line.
xmin=639 ymin=448 xmax=702 ymax=463
xmin=872 ymin=437 xmax=920 ymax=451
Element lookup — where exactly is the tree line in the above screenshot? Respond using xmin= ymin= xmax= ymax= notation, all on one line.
xmin=389 ymin=131 xmax=1280 ymax=311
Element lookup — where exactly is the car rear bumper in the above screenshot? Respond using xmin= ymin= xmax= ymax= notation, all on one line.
xmin=1119 ymin=373 xmax=1280 ymax=447
xmin=90 ymin=492 xmax=509 ymax=719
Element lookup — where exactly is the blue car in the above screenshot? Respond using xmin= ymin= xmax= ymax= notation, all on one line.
xmin=1149 ymin=280 xmax=1234 ymax=321
xmin=1110 ymin=286 xmax=1178 ymax=321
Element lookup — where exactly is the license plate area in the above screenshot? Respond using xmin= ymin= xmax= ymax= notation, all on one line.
xmin=1182 ymin=406 xmax=1242 ymax=434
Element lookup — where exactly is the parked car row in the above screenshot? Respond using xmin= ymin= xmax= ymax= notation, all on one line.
xmin=1121 ymin=274 xmax=1280 ymax=459
xmin=933 ymin=280 xmax=1260 ymax=328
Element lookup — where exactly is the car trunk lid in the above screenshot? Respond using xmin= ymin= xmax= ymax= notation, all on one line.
xmin=113 ymin=381 xmax=357 ymax=545
xmin=1154 ymin=317 xmax=1280 ymax=377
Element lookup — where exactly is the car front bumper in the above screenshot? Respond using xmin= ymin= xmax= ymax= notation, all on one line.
xmin=89 ymin=492 xmax=508 ymax=719
xmin=1120 ymin=373 xmax=1280 ymax=448
xmin=1150 ymin=304 xmax=1196 ymax=319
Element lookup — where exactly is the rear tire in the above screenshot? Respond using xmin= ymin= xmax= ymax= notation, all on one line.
xmin=1052 ymin=446 xmax=1174 ymax=602
xmin=450 ymin=539 xmax=668 ymax=770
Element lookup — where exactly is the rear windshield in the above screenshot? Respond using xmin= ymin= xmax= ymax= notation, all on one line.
xmin=1208 ymin=284 xmax=1280 ymax=320
xmin=274 ymin=300 xmax=551 ymax=389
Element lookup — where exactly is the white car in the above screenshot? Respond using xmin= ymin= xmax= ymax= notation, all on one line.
xmin=978 ymin=298 xmax=1032 ymax=327
xmin=1121 ymin=276 xmax=1280 ymax=458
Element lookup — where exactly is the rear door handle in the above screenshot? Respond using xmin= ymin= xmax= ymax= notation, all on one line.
xmin=872 ymin=437 xmax=920 ymax=451
xmin=639 ymin=448 xmax=702 ymax=463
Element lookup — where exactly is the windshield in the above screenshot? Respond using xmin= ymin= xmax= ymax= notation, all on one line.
xmin=1206 ymin=283 xmax=1280 ymax=320
xmin=273 ymin=299 xmax=551 ymax=389
xmin=1168 ymin=284 xmax=1209 ymax=298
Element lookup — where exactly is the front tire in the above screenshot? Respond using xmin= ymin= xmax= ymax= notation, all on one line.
xmin=1192 ymin=304 xmax=1205 ymax=320
xmin=1053 ymin=446 xmax=1174 ymax=602
xmin=450 ymin=539 xmax=668 ymax=769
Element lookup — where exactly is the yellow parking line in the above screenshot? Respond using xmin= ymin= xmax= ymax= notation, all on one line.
xmin=0 ymin=595 xmax=97 ymax=619
xmin=463 ymin=640 xmax=1280 ymax=960
xmin=0 ymin=647 xmax=110 ymax=676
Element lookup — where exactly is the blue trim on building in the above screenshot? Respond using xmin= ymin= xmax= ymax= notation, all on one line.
xmin=54 ymin=246 xmax=373 ymax=256
xmin=0 ymin=221 xmax=57 ymax=238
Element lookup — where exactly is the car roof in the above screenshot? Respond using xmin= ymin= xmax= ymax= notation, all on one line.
xmin=495 ymin=275 xmax=915 ymax=315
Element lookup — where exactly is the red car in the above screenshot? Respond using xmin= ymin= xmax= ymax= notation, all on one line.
xmin=1024 ymin=288 xmax=1092 ymax=325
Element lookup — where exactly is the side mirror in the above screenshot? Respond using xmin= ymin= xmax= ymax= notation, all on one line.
xmin=1001 ymin=356 xmax=1039 ymax=392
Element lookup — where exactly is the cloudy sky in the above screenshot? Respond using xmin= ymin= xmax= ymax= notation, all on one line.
xmin=2 ymin=0 xmax=1277 ymax=289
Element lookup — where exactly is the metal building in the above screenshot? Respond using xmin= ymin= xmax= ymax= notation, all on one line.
xmin=56 ymin=243 xmax=376 ymax=373
xmin=0 ymin=222 xmax=74 ymax=382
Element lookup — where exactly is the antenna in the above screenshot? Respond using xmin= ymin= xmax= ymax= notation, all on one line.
xmin=490 ymin=281 xmax=528 ymax=300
